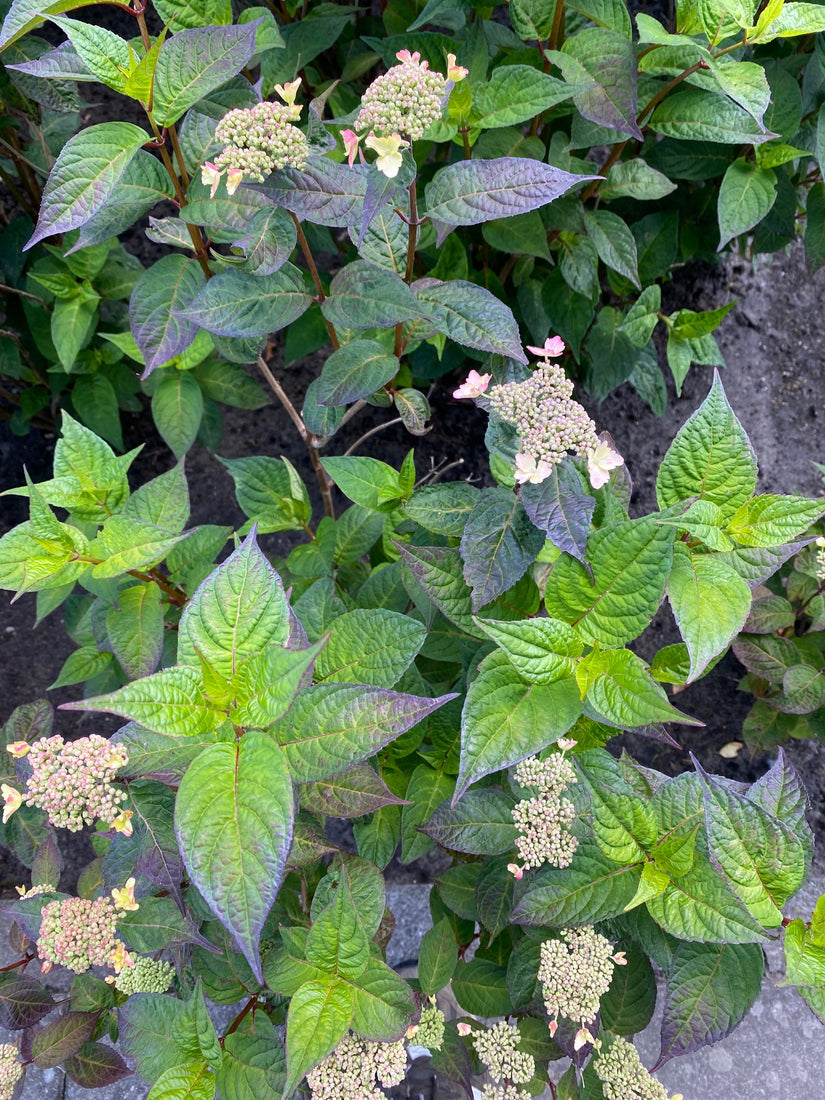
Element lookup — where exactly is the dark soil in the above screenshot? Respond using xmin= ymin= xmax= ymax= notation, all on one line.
xmin=2 ymin=243 xmax=825 ymax=892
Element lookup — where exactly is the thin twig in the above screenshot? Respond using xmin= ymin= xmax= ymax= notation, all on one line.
xmin=257 ymin=355 xmax=307 ymax=440
xmin=415 ymin=457 xmax=465 ymax=487
xmin=344 ymin=416 xmax=403 ymax=456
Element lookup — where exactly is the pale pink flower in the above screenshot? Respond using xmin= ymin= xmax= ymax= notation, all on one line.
xmin=507 ymin=863 xmax=525 ymax=880
xmin=586 ymin=437 xmax=624 ymax=489
xmin=110 ymin=809 xmax=133 ymax=836
xmin=341 ymin=128 xmax=360 ymax=166
xmin=446 ymin=53 xmax=468 ymax=82
xmin=110 ymin=941 xmax=134 ymax=973
xmin=527 ymin=335 xmax=566 ymax=359
xmin=452 ymin=369 xmax=491 ymax=399
xmin=513 ymin=452 xmax=554 ymax=485
xmin=1 ymin=784 xmax=21 ymax=823
xmin=396 ymin=49 xmax=424 ymax=66
xmin=456 ymin=1022 xmax=472 ymax=1037
xmin=574 ymin=1027 xmax=595 ymax=1051
xmin=612 ymin=951 xmax=628 ymax=965
xmin=548 ymin=1020 xmax=558 ymax=1038
xmin=557 ymin=738 xmax=577 ymax=751
xmin=364 ymin=132 xmax=408 ymax=178
xmin=6 ymin=741 xmax=29 ymax=757
xmin=201 ymin=161 xmax=222 ymax=199
xmin=225 ymin=168 xmax=244 ymax=196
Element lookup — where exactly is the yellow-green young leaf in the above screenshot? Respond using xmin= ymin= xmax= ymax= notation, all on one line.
xmin=153 ymin=0 xmax=231 ymax=28
xmin=653 ymin=822 xmax=701 ymax=878
xmin=173 ymin=979 xmax=222 ymax=1072
xmin=147 ymin=1060 xmax=215 ymax=1100
xmin=784 ymin=917 xmax=825 ymax=985
xmin=657 ymin=499 xmax=734 ymax=551
xmin=579 ymin=769 xmax=659 ymax=863
xmin=50 ymin=645 xmax=113 ymax=690
xmin=656 ymin=371 xmax=757 ymax=516
xmin=544 ymin=516 xmax=675 ymax=647
xmin=658 ymin=942 xmax=764 ymax=1066
xmin=717 ymin=158 xmax=777 ymax=250
xmin=512 ymin=838 xmax=644 ymax=927
xmin=175 ymin=733 xmax=294 ymax=982
xmin=456 ymin=651 xmax=581 ymax=799
xmin=473 ymin=616 xmax=583 ymax=685
xmin=314 ymin=609 xmax=426 ymax=688
xmin=90 ymin=515 xmax=192 ymax=579
xmin=231 ymin=641 xmax=323 ymax=728
xmin=600 ymin=159 xmax=676 ymax=201
xmin=752 ymin=0 xmax=825 ymax=41
xmin=106 ymin=584 xmax=164 ymax=680
xmin=305 ymin=867 xmax=370 ymax=980
xmin=284 ymin=978 xmax=354 ymax=1096
xmin=666 ymin=546 xmax=752 ymax=681
xmin=624 ymin=862 xmax=670 ymax=912
xmin=177 ymin=530 xmax=291 ymax=679
xmin=348 ymin=957 xmax=416 ymax=1041
xmin=576 ymin=647 xmax=701 ymax=728
xmin=123 ymin=25 xmax=168 ymax=108
xmin=727 ymin=494 xmax=825 ymax=547
xmin=61 ymin=665 xmax=223 ymax=736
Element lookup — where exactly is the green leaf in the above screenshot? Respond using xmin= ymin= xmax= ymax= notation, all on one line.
xmin=231 ymin=642 xmax=322 ymax=728
xmin=400 ymin=763 xmax=455 ymax=864
xmin=195 ymin=359 xmax=268 ymax=410
xmin=583 ymin=208 xmax=640 ymax=287
xmin=649 ymin=87 xmax=778 ymax=144
xmin=520 ymin=461 xmax=595 ymax=563
xmin=284 ymin=978 xmax=354 ymax=1096
xmin=106 ymin=583 xmax=164 ymax=679
xmin=599 ymin=159 xmax=676 ymax=201
xmin=61 ymin=665 xmax=222 ymax=736
xmin=418 ymin=918 xmax=458 ymax=997
xmin=90 ymin=515 xmax=191 ymax=579
xmin=403 ymin=483 xmax=481 ymax=537
xmin=177 ymin=530 xmax=290 ymax=678
xmin=50 ymin=645 xmax=113 ymax=690
xmin=348 ymin=957 xmax=416 ymax=1041
xmin=599 ymin=941 xmax=657 ymax=1036
xmin=457 ymin=651 xmax=581 ymax=799
xmin=577 ymin=647 xmax=700 ymax=729
xmin=49 ymin=15 xmax=129 ymax=92
xmin=27 ymin=122 xmax=148 ymax=248
xmin=121 ymin=462 xmax=190 ymax=533
xmin=727 ymin=494 xmax=825 ymax=547
xmin=416 ymin=279 xmax=527 ymax=362
xmin=299 ymin=763 xmax=406 ymax=819
xmin=153 ymin=0 xmax=231 ymax=28
xmin=471 ymin=65 xmax=580 ymax=130
xmin=805 ymin=182 xmax=825 ymax=274
xmin=658 ymin=942 xmax=764 ymax=1066
xmin=321 ymin=260 xmax=422 ymax=330
xmin=152 ymin=23 xmax=257 ymax=125
xmin=178 ymin=267 xmax=312 ymax=340
xmin=783 ymin=917 xmax=825 ymax=986
xmin=656 ymin=371 xmax=757 ymax=517
xmin=216 ymin=1015 xmax=285 ymax=1100
xmin=696 ymin=761 xmax=808 ymax=927
xmin=510 ymin=0 xmax=558 ymax=38
xmin=175 ymin=731 xmax=293 ymax=982
xmin=460 ymin=488 xmax=544 ymax=611
xmin=131 ymin=253 xmax=206 ymax=374
xmin=554 ymin=25 xmax=642 ymax=138
xmin=314 ymin=608 xmax=425 ymax=688
xmin=147 ymin=1061 xmax=214 ymax=1100
xmin=305 ymin=867 xmax=370 ymax=979
xmin=396 ymin=544 xmax=484 ymax=638
xmin=717 ymin=158 xmax=777 ymax=249
xmin=117 ymin=895 xmax=210 ymax=954
xmin=274 ymin=683 xmax=455 ymax=783
xmin=513 ymin=838 xmax=643 ymax=925
xmin=646 ymin=852 xmax=768 ymax=944
xmin=220 ymin=455 xmax=310 ymax=534
xmin=452 ymin=958 xmax=513 ymax=1017
xmin=482 ymin=210 xmax=552 ymax=261
xmin=118 ymin=994 xmax=190 ymax=1082
xmin=544 ymin=516 xmax=675 ymax=647
xmin=321 ymin=455 xmax=407 ymax=512
xmin=422 ymin=792 xmax=519 ymax=858
xmin=31 ymin=1011 xmax=97 ymax=1068
xmin=316 ymin=341 xmax=398 ymax=407
xmin=474 ymin=617 xmax=582 ymax=685
xmin=666 ymin=547 xmax=752 ymax=682
xmin=151 ymin=371 xmax=204 ymax=460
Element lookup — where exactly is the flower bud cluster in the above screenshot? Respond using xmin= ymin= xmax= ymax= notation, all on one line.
xmin=511 ymin=752 xmax=578 ymax=871
xmin=355 ymin=50 xmax=446 ymax=140
xmin=537 ymin=927 xmax=617 ymax=1030
xmin=213 ymin=100 xmax=309 ymax=183
xmin=416 ymin=1005 xmax=446 ymax=1051
xmin=306 ymin=1033 xmax=407 ymax=1100
xmin=595 ymin=1037 xmax=676 ymax=1100
xmin=114 ymin=955 xmax=174 ymax=995
xmin=471 ymin=1021 xmax=535 ymax=1086
xmin=23 ymin=735 xmax=128 ymax=832
xmin=486 ymin=362 xmax=599 ymax=472
xmin=0 ymin=1044 xmax=22 ymax=1100
xmin=37 ymin=895 xmax=121 ymax=974
xmin=480 ymin=1086 xmax=532 ymax=1100
xmin=815 ymin=536 xmax=825 ymax=581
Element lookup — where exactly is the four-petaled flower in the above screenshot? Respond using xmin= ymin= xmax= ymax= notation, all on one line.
xmin=110 ymin=809 xmax=133 ymax=837
xmin=396 ymin=49 xmax=426 ymax=66
xmin=1 ymin=784 xmax=21 ymax=823
xmin=110 ymin=941 xmax=134 ymax=974
xmin=557 ymin=738 xmax=577 ymax=751
xmin=586 ymin=437 xmax=624 ymax=489
xmin=514 ymin=452 xmax=554 ymax=485
xmin=574 ymin=1027 xmax=595 ymax=1051
xmin=274 ymin=78 xmax=302 ymax=107
xmin=527 ymin=335 xmax=566 ymax=359
xmin=446 ymin=53 xmax=468 ymax=82
xmin=507 ymin=863 xmax=525 ymax=880
xmin=364 ymin=132 xmax=408 ymax=178
xmin=452 ymin=369 xmax=491 ymax=399
xmin=112 ymin=877 xmax=139 ymax=912
xmin=201 ymin=160 xmax=221 ymax=199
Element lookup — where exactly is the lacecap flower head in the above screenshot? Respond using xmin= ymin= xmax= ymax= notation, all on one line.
xmin=206 ymin=94 xmax=309 ymax=195
xmin=0 ymin=1044 xmax=23 ymax=1100
xmin=355 ymin=49 xmax=448 ymax=142
xmin=306 ymin=1032 xmax=407 ymax=1100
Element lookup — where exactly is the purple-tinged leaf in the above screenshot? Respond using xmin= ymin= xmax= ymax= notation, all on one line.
xmin=316 ymin=340 xmax=399 ymax=407
xmin=72 ymin=151 xmax=174 ymax=251
xmin=130 ymin=254 xmax=205 ymax=375
xmin=252 ymin=159 xmax=368 ymax=227
xmin=64 ymin=1042 xmax=132 ymax=1089
xmin=152 ymin=22 xmax=259 ymax=126
xmin=321 ymin=260 xmax=424 ymax=330
xmin=275 ymin=684 xmax=457 ymax=783
xmin=102 ymin=779 xmax=184 ymax=910
xmin=31 ymin=1012 xmax=97 ymax=1068
xmin=112 ymin=723 xmax=222 ymax=784
xmin=656 ymin=942 xmax=763 ymax=1068
xmin=232 ymin=206 xmax=298 ymax=276
xmin=550 ymin=27 xmax=643 ymax=139
xmin=175 ymin=266 xmax=312 ymax=338
xmin=358 ymin=156 xmax=412 ymax=246
xmin=1 ymin=698 xmax=53 ymax=746
xmin=415 ymin=280 xmax=528 ymax=363
xmin=424 ymin=158 xmax=595 ymax=240
xmin=521 ymin=461 xmax=595 ymax=563
xmin=748 ymin=748 xmax=811 ymax=837
xmin=6 ymin=39 xmax=93 ymax=80
xmin=0 ymin=0 xmax=98 ymax=50
xmin=718 ymin=537 xmax=815 ymax=587
xmin=460 ymin=488 xmax=544 ymax=610
xmin=0 ymin=973 xmax=56 ymax=1030
xmin=26 ymin=122 xmax=148 ymax=249
xmin=174 ymin=732 xmax=294 ymax=983
xmin=421 ymin=789 xmax=518 ymax=855
xmin=299 ymin=763 xmax=409 ymax=818
xmin=31 ymin=836 xmax=62 ymax=890
xmin=117 ymin=895 xmax=216 ymax=954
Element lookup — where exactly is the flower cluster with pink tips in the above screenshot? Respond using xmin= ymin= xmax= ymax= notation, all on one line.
xmin=509 ymin=749 xmax=578 ymax=875
xmin=0 ymin=1044 xmax=22 ymax=1100
xmin=470 ymin=1021 xmax=535 ymax=1089
xmin=37 ymin=880 xmax=138 ymax=975
xmin=306 ymin=1032 xmax=407 ymax=1100
xmin=4 ymin=735 xmax=128 ymax=832
xmin=537 ymin=926 xmax=626 ymax=1044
